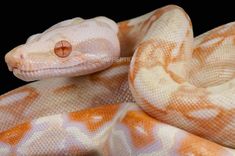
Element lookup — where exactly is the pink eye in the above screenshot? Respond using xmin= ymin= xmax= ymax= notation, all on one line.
xmin=54 ymin=40 xmax=72 ymax=58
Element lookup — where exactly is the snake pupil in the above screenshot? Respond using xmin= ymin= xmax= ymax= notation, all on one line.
xmin=54 ymin=40 xmax=72 ymax=58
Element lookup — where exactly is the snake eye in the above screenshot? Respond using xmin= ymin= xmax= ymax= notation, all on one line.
xmin=54 ymin=40 xmax=72 ymax=58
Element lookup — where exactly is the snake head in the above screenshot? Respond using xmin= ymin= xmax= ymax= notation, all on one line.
xmin=5 ymin=17 xmax=120 ymax=81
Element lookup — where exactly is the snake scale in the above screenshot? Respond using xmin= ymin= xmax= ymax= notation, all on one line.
xmin=0 ymin=5 xmax=234 ymax=155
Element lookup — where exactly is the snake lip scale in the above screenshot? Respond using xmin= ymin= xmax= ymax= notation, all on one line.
xmin=9 ymin=55 xmax=118 ymax=81
xmin=0 ymin=4 xmax=235 ymax=156
xmin=11 ymin=59 xmax=107 ymax=74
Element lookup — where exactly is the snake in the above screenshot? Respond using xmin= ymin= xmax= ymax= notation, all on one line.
xmin=0 ymin=5 xmax=234 ymax=155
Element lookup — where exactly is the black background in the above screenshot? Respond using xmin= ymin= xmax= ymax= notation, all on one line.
xmin=0 ymin=0 xmax=234 ymax=94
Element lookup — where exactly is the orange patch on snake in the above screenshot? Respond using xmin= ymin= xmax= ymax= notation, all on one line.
xmin=129 ymin=39 xmax=186 ymax=84
xmin=141 ymin=5 xmax=183 ymax=32
xmin=167 ymin=86 xmax=234 ymax=138
xmin=193 ymin=23 xmax=235 ymax=64
xmin=193 ymin=37 xmax=224 ymax=64
xmin=67 ymin=145 xmax=81 ymax=155
xmin=54 ymin=84 xmax=77 ymax=93
xmin=141 ymin=98 xmax=168 ymax=118
xmin=118 ymin=21 xmax=137 ymax=57
xmin=206 ymin=23 xmax=235 ymax=40
xmin=0 ymin=87 xmax=39 ymax=130
xmin=172 ymin=27 xmax=193 ymax=63
xmin=165 ymin=70 xmax=186 ymax=83
xmin=0 ymin=87 xmax=38 ymax=107
xmin=69 ymin=104 xmax=119 ymax=132
xmin=110 ymin=57 xmax=131 ymax=68
xmin=121 ymin=111 xmax=156 ymax=148
xmin=179 ymin=133 xmax=227 ymax=156
xmin=0 ymin=122 xmax=31 ymax=145
xmin=118 ymin=5 xmax=181 ymax=58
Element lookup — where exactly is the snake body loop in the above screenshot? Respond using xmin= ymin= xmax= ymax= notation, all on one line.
xmin=0 ymin=5 xmax=235 ymax=156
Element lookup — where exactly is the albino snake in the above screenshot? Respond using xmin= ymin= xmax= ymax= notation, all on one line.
xmin=0 ymin=5 xmax=235 ymax=155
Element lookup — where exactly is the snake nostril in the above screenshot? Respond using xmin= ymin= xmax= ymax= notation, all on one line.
xmin=5 ymin=52 xmax=24 ymax=71
xmin=20 ymin=54 xmax=24 ymax=60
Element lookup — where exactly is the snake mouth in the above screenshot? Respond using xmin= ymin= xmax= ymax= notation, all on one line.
xmin=12 ymin=60 xmax=114 ymax=81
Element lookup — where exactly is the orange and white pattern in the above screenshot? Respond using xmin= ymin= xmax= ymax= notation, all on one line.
xmin=0 ymin=5 xmax=235 ymax=156
xmin=0 ymin=58 xmax=133 ymax=132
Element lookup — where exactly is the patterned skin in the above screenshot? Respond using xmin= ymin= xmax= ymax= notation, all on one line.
xmin=1 ymin=5 xmax=235 ymax=155
xmin=5 ymin=17 xmax=120 ymax=81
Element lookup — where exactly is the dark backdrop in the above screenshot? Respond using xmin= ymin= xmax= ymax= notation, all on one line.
xmin=0 ymin=0 xmax=234 ymax=94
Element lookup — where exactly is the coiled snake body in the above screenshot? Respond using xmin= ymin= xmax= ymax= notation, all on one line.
xmin=0 ymin=5 xmax=235 ymax=155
